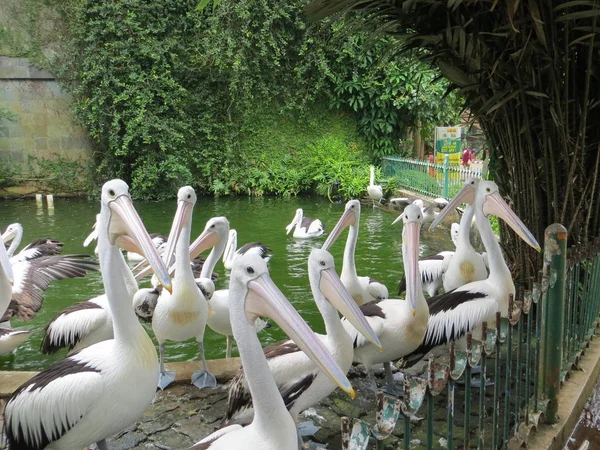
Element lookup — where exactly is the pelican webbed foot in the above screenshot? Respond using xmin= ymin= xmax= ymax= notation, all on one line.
xmin=191 ymin=369 xmax=217 ymax=389
xmin=158 ymin=370 xmax=176 ymax=390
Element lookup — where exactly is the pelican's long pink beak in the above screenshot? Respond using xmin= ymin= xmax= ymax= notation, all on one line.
xmin=109 ymin=195 xmax=172 ymax=293
xmin=245 ymin=273 xmax=355 ymax=399
xmin=322 ymin=209 xmax=355 ymax=251
xmin=429 ymin=182 xmax=477 ymax=231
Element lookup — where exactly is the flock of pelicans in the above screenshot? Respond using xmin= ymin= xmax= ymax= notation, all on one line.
xmin=0 ymin=176 xmax=542 ymax=450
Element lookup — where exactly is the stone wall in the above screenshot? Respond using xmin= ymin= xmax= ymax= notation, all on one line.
xmin=0 ymin=56 xmax=92 ymax=187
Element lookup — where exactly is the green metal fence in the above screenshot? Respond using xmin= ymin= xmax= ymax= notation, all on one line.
xmin=342 ymin=226 xmax=600 ymax=449
xmin=381 ymin=156 xmax=485 ymax=200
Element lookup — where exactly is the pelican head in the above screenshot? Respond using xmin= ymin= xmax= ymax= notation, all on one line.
xmin=196 ymin=277 xmax=215 ymax=300
xmin=285 ymin=208 xmax=304 ymax=235
xmin=478 ymin=181 xmax=541 ymax=252
xmin=429 ymin=177 xmax=479 ymax=230
xmin=223 ymin=229 xmax=238 ymax=267
xmin=162 ymin=186 xmax=197 ymax=268
xmin=321 ymin=200 xmax=360 ymax=251
xmin=1 ymin=223 xmax=22 ymax=244
xmin=451 ymin=223 xmax=460 ymax=246
xmin=101 ymin=179 xmax=172 ymax=293
xmin=231 ymin=253 xmax=355 ymax=399
xmin=309 ymin=248 xmax=382 ymax=350
xmin=189 ymin=216 xmax=230 ymax=261
xmin=393 ymin=204 xmax=423 ymax=315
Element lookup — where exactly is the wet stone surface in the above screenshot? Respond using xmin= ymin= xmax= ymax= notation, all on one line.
xmin=0 ymin=365 xmax=497 ymax=450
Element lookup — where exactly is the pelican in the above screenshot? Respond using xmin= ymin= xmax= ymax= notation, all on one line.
xmin=127 ymin=233 xmax=166 ymax=262
xmin=397 ymin=250 xmax=455 ymax=298
xmin=223 ymin=248 xmax=381 ymax=428
xmin=401 ymin=180 xmax=541 ymax=369
xmin=189 ymin=253 xmax=354 ymax=450
xmin=285 ymin=208 xmax=324 ymax=239
xmin=0 ymin=231 xmax=27 ymax=356
xmin=432 ymin=178 xmax=488 ymax=292
xmin=321 ymin=200 xmax=388 ymax=305
xmin=202 ymin=228 xmax=271 ymax=358
xmin=0 ymin=236 xmax=98 ymax=326
xmin=367 ymin=166 xmax=383 ymax=207
xmin=2 ymin=223 xmax=63 ymax=262
xmin=3 ymin=179 xmax=171 ymax=450
xmin=390 ymin=198 xmax=449 ymax=224
xmin=223 ymin=229 xmax=271 ymax=271
xmin=341 ymin=204 xmax=429 ymax=392
xmin=152 ymin=187 xmax=222 ymax=390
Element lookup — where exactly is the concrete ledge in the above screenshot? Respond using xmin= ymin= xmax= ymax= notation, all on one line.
xmin=527 ymin=335 xmax=600 ymax=450
xmin=0 ymin=358 xmax=241 ymax=398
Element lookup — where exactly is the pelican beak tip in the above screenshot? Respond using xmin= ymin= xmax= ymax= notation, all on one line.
xmin=163 ymin=283 xmax=173 ymax=294
xmin=348 ymin=388 xmax=356 ymax=400
xmin=536 ymin=246 xmax=542 ymax=253
xmin=412 ymin=310 xmax=416 ymax=317
xmin=378 ymin=344 xmax=384 ymax=352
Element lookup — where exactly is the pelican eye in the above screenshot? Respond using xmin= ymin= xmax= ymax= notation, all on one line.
xmin=108 ymin=189 xmax=115 ymax=197
xmin=417 ymin=215 xmax=421 ymax=219
xmin=187 ymin=194 xmax=191 ymax=200
xmin=246 ymin=266 xmax=255 ymax=274
xmin=471 ymin=181 xmax=475 ymax=184
xmin=405 ymin=215 xmax=408 ymax=219
xmin=486 ymin=188 xmax=491 ymax=193
xmin=319 ymin=260 xmax=326 ymax=267
xmin=211 ymin=224 xmax=215 ymax=229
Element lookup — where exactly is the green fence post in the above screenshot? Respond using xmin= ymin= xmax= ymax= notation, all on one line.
xmin=542 ymin=223 xmax=568 ymax=423
xmin=443 ymin=154 xmax=450 ymax=199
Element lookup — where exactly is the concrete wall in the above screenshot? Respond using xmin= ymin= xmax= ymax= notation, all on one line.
xmin=0 ymin=56 xmax=92 ymax=174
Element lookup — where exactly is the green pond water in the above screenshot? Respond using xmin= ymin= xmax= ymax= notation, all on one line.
xmin=0 ymin=196 xmax=453 ymax=372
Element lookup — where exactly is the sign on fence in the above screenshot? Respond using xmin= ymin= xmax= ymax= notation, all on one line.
xmin=435 ymin=127 xmax=462 ymax=165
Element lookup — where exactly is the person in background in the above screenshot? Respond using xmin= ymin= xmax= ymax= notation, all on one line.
xmin=462 ymin=147 xmax=472 ymax=167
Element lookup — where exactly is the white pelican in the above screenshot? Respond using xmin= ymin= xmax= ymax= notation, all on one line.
xmin=0 ymin=231 xmax=26 ymax=356
xmin=341 ymin=204 xmax=429 ymax=392
xmin=321 ymin=200 xmax=388 ymax=305
xmin=201 ymin=229 xmax=271 ymax=358
xmin=2 ymin=223 xmax=63 ymax=262
xmin=0 ymin=234 xmax=98 ymax=326
xmin=223 ymin=248 xmax=381 ymax=428
xmin=366 ymin=166 xmax=383 ymax=207
xmin=401 ymin=180 xmax=541 ymax=368
xmin=285 ymin=208 xmax=324 ymax=239
xmin=3 ymin=179 xmax=172 ymax=450
xmin=127 ymin=233 xmax=166 ymax=262
xmin=152 ymin=187 xmax=222 ymax=390
xmin=189 ymin=253 xmax=354 ymax=450
xmin=431 ymin=178 xmax=488 ymax=292
xmin=390 ymin=198 xmax=449 ymax=224
xmin=223 ymin=229 xmax=271 ymax=271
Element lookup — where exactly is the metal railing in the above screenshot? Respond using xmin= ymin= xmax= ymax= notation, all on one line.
xmin=381 ymin=156 xmax=485 ymax=200
xmin=341 ymin=226 xmax=600 ymax=450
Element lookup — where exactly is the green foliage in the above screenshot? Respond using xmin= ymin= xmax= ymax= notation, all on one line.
xmin=53 ymin=0 xmax=463 ymax=199
xmin=0 ymin=107 xmax=20 ymax=188
xmin=27 ymin=154 xmax=89 ymax=193
xmin=325 ymin=30 xmax=462 ymax=158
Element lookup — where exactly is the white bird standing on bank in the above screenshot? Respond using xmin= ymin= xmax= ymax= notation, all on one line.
xmin=223 ymin=248 xmax=381 ymax=429
xmin=152 ymin=187 xmax=220 ymax=390
xmin=342 ymin=204 xmax=429 ymax=392
xmin=322 ymin=200 xmax=388 ymax=305
xmin=189 ymin=254 xmax=354 ymax=450
xmin=3 ymin=179 xmax=172 ymax=450
xmin=285 ymin=208 xmax=324 ymax=239
xmin=401 ymin=180 xmax=541 ymax=369
xmin=366 ymin=166 xmax=383 ymax=207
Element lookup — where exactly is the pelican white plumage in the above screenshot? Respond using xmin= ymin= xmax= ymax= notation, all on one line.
xmin=401 ymin=180 xmax=541 ymax=369
xmin=152 ymin=187 xmax=222 ymax=390
xmin=0 ymin=227 xmax=98 ymax=328
xmin=285 ymin=208 xmax=324 ymax=239
xmin=341 ymin=204 xmax=429 ymax=392
xmin=321 ymin=200 xmax=388 ymax=305
xmin=432 ymin=178 xmax=488 ymax=292
xmin=223 ymin=229 xmax=271 ymax=271
xmin=202 ymin=227 xmax=271 ymax=358
xmin=367 ymin=166 xmax=383 ymax=207
xmin=223 ymin=248 xmax=381 ymax=428
xmin=397 ymin=250 xmax=455 ymax=298
xmin=3 ymin=179 xmax=172 ymax=450
xmin=189 ymin=253 xmax=354 ymax=450
xmin=0 ymin=232 xmax=26 ymax=356
xmin=390 ymin=198 xmax=449 ymax=224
